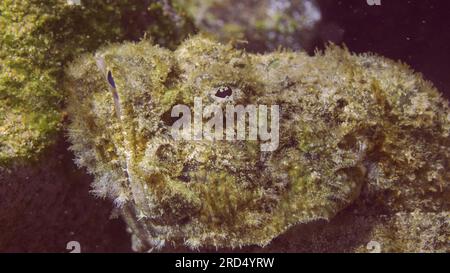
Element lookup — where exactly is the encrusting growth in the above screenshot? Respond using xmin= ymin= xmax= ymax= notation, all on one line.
xmin=65 ymin=35 xmax=449 ymax=251
xmin=0 ymin=0 xmax=194 ymax=166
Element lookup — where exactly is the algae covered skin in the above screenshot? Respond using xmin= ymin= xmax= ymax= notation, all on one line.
xmin=0 ymin=0 xmax=194 ymax=166
xmin=66 ymin=35 xmax=449 ymax=250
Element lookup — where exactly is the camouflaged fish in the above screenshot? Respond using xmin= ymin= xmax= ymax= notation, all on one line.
xmin=65 ymin=35 xmax=449 ymax=250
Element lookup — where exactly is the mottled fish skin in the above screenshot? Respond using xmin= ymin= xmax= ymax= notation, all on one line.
xmin=65 ymin=35 xmax=450 ymax=251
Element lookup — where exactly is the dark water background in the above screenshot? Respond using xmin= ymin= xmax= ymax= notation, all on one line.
xmin=317 ymin=0 xmax=450 ymax=99
xmin=1 ymin=0 xmax=449 ymax=252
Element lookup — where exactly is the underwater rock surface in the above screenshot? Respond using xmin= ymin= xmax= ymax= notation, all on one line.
xmin=66 ymin=35 xmax=449 ymax=251
xmin=0 ymin=0 xmax=194 ymax=166
xmin=175 ymin=0 xmax=321 ymax=52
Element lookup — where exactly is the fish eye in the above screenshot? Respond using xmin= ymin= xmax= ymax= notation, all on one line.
xmin=215 ymin=86 xmax=232 ymax=98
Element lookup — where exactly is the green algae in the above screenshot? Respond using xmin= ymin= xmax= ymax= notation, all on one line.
xmin=174 ymin=0 xmax=321 ymax=51
xmin=0 ymin=0 xmax=194 ymax=166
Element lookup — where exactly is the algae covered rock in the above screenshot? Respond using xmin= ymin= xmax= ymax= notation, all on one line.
xmin=65 ymin=35 xmax=449 ymax=251
xmin=175 ymin=0 xmax=321 ymax=52
xmin=0 ymin=0 xmax=194 ymax=166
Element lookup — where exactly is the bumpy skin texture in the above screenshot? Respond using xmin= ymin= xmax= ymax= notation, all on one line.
xmin=0 ymin=0 xmax=194 ymax=166
xmin=66 ymin=36 xmax=449 ymax=250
